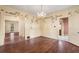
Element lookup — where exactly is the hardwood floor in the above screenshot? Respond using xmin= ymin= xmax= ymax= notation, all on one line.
xmin=4 ymin=32 xmax=25 ymax=44
xmin=0 ymin=36 xmax=79 ymax=53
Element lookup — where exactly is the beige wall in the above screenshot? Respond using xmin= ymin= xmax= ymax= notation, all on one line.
xmin=0 ymin=13 xmax=5 ymax=45
xmin=42 ymin=18 xmax=60 ymax=39
xmin=25 ymin=17 xmax=41 ymax=39
xmin=69 ymin=14 xmax=79 ymax=46
xmin=18 ymin=17 xmax=25 ymax=37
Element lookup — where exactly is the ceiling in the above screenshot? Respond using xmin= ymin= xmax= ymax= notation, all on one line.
xmin=6 ymin=5 xmax=72 ymax=16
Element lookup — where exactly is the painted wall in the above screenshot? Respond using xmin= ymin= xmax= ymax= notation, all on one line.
xmin=18 ymin=16 xmax=25 ymax=37
xmin=69 ymin=14 xmax=79 ymax=46
xmin=42 ymin=18 xmax=60 ymax=39
xmin=0 ymin=13 xmax=5 ymax=45
xmin=25 ymin=17 xmax=41 ymax=39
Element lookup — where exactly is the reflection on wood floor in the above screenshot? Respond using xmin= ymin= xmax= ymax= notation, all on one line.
xmin=0 ymin=36 xmax=79 ymax=53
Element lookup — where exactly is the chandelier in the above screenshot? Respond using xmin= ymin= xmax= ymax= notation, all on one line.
xmin=37 ymin=5 xmax=46 ymax=17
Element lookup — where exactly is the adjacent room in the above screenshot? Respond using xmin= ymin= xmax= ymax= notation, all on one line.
xmin=0 ymin=5 xmax=79 ymax=53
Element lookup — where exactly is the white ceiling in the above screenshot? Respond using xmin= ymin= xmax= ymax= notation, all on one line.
xmin=6 ymin=5 xmax=72 ymax=15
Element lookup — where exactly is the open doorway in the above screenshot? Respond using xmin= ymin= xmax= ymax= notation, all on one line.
xmin=5 ymin=20 xmax=19 ymax=44
xmin=58 ymin=17 xmax=69 ymax=40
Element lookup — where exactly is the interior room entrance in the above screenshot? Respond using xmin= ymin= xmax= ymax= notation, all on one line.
xmin=58 ymin=17 xmax=69 ymax=41
xmin=5 ymin=20 xmax=19 ymax=44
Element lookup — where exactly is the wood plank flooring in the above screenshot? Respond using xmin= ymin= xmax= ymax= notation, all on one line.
xmin=0 ymin=36 xmax=79 ymax=53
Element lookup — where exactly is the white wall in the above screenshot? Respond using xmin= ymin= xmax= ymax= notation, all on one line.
xmin=69 ymin=14 xmax=79 ymax=46
xmin=42 ymin=18 xmax=60 ymax=39
xmin=0 ymin=13 xmax=5 ymax=46
xmin=25 ymin=17 xmax=41 ymax=39
xmin=18 ymin=17 xmax=25 ymax=37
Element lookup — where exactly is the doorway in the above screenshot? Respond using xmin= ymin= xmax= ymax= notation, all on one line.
xmin=5 ymin=20 xmax=19 ymax=44
xmin=58 ymin=17 xmax=69 ymax=40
